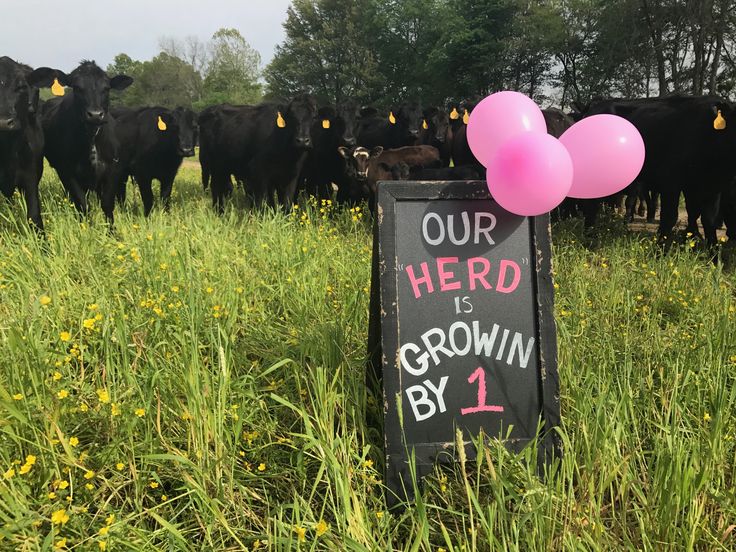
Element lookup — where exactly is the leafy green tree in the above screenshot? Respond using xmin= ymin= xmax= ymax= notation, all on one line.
xmin=200 ymin=28 xmax=262 ymax=107
xmin=265 ymin=0 xmax=381 ymax=104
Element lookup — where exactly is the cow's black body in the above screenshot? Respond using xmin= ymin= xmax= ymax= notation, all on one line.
xmin=203 ymin=94 xmax=318 ymax=211
xmin=357 ymin=103 xmax=423 ymax=149
xmin=580 ymin=96 xmax=736 ymax=244
xmin=0 ymin=57 xmax=60 ymax=231
xmin=301 ymin=100 xmax=360 ymax=202
xmin=41 ymin=61 xmax=133 ymax=225
xmin=113 ymin=106 xmax=198 ymax=216
xmin=419 ymin=106 xmax=452 ymax=167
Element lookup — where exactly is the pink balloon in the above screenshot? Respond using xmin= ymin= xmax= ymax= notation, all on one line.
xmin=560 ymin=114 xmax=645 ymax=199
xmin=467 ymin=91 xmax=547 ymax=168
xmin=486 ymin=132 xmax=573 ymax=217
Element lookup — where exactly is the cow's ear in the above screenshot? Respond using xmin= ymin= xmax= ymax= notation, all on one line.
xmin=110 ymin=75 xmax=134 ymax=91
xmin=26 ymin=67 xmax=64 ymax=89
xmin=370 ymin=146 xmax=384 ymax=158
xmin=337 ymin=146 xmax=352 ymax=159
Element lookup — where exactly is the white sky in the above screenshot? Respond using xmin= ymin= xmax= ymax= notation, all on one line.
xmin=1 ymin=0 xmax=292 ymax=72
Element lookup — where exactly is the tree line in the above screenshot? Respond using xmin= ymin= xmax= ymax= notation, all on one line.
xmin=105 ymin=0 xmax=736 ymax=110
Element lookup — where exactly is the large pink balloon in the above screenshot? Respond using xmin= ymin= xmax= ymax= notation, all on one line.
xmin=560 ymin=114 xmax=645 ymax=199
xmin=486 ymin=132 xmax=573 ymax=217
xmin=467 ymin=91 xmax=547 ymax=168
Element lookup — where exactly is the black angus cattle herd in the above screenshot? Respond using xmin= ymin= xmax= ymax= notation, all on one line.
xmin=2 ymin=55 xmax=736 ymax=251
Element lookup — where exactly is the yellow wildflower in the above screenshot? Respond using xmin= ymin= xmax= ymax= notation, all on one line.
xmin=292 ymin=526 xmax=306 ymax=542
xmin=48 ymin=492 xmax=57 ymax=499
xmin=53 ymin=371 xmax=62 ymax=381
xmin=704 ymin=412 xmax=711 ymax=422
xmin=257 ymin=463 xmax=266 ymax=472
xmin=69 ymin=437 xmax=79 ymax=447
xmin=116 ymin=462 xmax=125 ymax=470
xmin=51 ymin=508 xmax=69 ymax=525
xmin=314 ymin=519 xmax=329 ymax=537
xmin=54 ymin=537 xmax=67 ymax=549
xmin=12 ymin=393 xmax=23 ymax=400
xmin=83 ymin=318 xmax=95 ymax=330
xmin=84 ymin=470 xmax=95 ymax=480
xmin=40 ymin=295 xmax=52 ymax=306
xmin=149 ymin=481 xmax=159 ymax=489
xmin=57 ymin=389 xmax=69 ymax=399
xmin=135 ymin=408 xmax=145 ymax=418
xmin=99 ymin=541 xmax=107 ymax=551
xmin=60 ymin=331 xmax=71 ymax=342
xmin=57 ymin=480 xmax=69 ymax=490
xmin=79 ymin=403 xmax=89 ymax=412
xmin=105 ymin=513 xmax=115 ymax=525
xmin=111 ymin=403 xmax=121 ymax=416
xmin=99 ymin=526 xmax=109 ymax=536
xmin=161 ymin=495 xmax=168 ymax=502
xmin=85 ymin=483 xmax=94 ymax=490
xmin=97 ymin=389 xmax=110 ymax=404
xmin=3 ymin=467 xmax=15 ymax=479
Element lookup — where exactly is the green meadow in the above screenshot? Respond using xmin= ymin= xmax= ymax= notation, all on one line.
xmin=0 ymin=166 xmax=734 ymax=551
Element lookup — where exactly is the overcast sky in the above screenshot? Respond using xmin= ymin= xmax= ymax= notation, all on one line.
xmin=1 ymin=0 xmax=292 ymax=72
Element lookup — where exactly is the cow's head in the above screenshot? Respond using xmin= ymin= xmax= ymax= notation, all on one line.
xmin=59 ymin=60 xmax=133 ymax=126
xmin=0 ymin=56 xmax=60 ymax=131
xmin=423 ymin=106 xmax=450 ymax=143
xmin=336 ymin=100 xmax=360 ymax=146
xmin=338 ymin=145 xmax=383 ymax=181
xmin=165 ymin=107 xmax=199 ymax=157
xmin=281 ymin=93 xmax=317 ymax=149
xmin=390 ymin=102 xmax=423 ymax=142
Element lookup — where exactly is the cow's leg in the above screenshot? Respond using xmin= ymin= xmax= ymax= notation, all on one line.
xmin=625 ymin=187 xmax=638 ymax=224
xmin=658 ymin=186 xmax=680 ymax=244
xmin=683 ymin=187 xmax=702 ymax=238
xmin=700 ymin=190 xmax=721 ymax=248
xmin=59 ymin=171 xmax=88 ymax=217
xmin=646 ymin=190 xmax=658 ymax=223
xmin=581 ymin=199 xmax=599 ymax=228
xmin=100 ymin=175 xmax=117 ymax=228
xmin=160 ymin=175 xmax=174 ymax=213
xmin=138 ymin=177 xmax=154 ymax=217
xmin=116 ymin=174 xmax=128 ymax=206
xmin=17 ymin=170 xmax=44 ymax=233
xmin=278 ymin=175 xmax=299 ymax=212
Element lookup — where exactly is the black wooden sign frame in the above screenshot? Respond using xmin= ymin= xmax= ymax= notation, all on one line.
xmin=368 ymin=180 xmax=561 ymax=506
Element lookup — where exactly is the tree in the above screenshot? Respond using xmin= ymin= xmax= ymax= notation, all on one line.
xmin=200 ymin=28 xmax=262 ymax=106
xmin=264 ymin=0 xmax=381 ymax=104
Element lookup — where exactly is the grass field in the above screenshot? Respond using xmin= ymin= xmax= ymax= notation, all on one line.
xmin=0 ymin=166 xmax=735 ymax=551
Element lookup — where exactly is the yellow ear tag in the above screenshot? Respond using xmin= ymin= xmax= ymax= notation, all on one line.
xmin=389 ymin=112 xmax=396 ymax=125
xmin=714 ymin=110 xmax=726 ymax=130
xmin=322 ymin=119 xmax=331 ymax=129
xmin=462 ymin=109 xmax=470 ymax=125
xmin=157 ymin=116 xmax=167 ymax=131
xmin=422 ymin=119 xmax=428 ymax=130
xmin=450 ymin=108 xmax=459 ymax=120
xmin=51 ymin=78 xmax=65 ymax=97
xmin=276 ymin=112 xmax=286 ymax=128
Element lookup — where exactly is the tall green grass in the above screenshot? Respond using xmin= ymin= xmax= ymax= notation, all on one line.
xmin=0 ymin=167 xmax=734 ymax=551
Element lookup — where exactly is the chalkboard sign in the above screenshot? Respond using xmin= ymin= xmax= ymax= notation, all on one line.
xmin=368 ymin=180 xmax=560 ymax=505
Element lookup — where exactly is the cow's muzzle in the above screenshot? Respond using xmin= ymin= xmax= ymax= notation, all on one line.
xmin=295 ymin=136 xmax=312 ymax=148
xmin=0 ymin=117 xmax=18 ymax=131
xmin=178 ymin=147 xmax=196 ymax=157
xmin=85 ymin=110 xmax=106 ymax=125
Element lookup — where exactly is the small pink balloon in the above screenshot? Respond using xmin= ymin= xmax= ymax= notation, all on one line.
xmin=486 ymin=132 xmax=573 ymax=217
xmin=467 ymin=91 xmax=547 ymax=168
xmin=560 ymin=114 xmax=645 ymax=199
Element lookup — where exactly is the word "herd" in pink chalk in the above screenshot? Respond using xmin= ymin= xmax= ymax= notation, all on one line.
xmin=405 ymin=258 xmax=520 ymax=299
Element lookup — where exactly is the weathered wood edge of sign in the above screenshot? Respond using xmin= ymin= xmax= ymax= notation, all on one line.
xmin=367 ymin=180 xmax=562 ymax=506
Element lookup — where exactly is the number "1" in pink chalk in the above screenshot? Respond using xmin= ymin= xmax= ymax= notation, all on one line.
xmin=460 ymin=367 xmax=504 ymax=415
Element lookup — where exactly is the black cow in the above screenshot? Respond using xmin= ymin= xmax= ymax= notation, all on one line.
xmin=419 ymin=106 xmax=452 ymax=167
xmin=0 ymin=57 xmax=60 ymax=231
xmin=42 ymin=61 xmax=133 ymax=225
xmin=300 ymin=100 xmax=360 ymax=202
xmin=357 ymin=102 xmax=424 ymax=149
xmin=450 ymin=98 xmax=481 ymax=169
xmin=580 ymin=96 xmax=736 ymax=246
xmin=113 ymin=106 xmax=198 ymax=216
xmin=205 ymin=94 xmax=318 ymax=211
